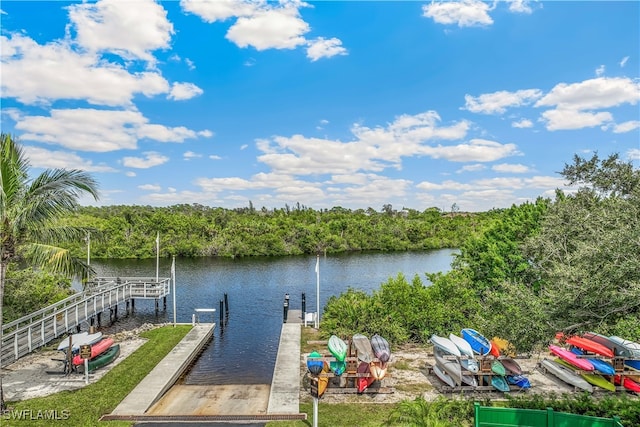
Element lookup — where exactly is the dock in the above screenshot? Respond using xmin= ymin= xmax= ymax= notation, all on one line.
xmin=267 ymin=309 xmax=302 ymax=414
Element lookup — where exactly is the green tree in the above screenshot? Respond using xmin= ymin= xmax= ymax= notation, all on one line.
xmin=524 ymin=153 xmax=640 ymax=334
xmin=0 ymin=133 xmax=99 ymax=409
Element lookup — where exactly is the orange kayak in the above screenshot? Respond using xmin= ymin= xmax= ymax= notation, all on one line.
xmin=489 ymin=339 xmax=501 ymax=357
xmin=555 ymin=332 xmax=614 ymax=358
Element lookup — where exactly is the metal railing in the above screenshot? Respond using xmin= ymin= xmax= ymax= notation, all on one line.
xmin=1 ymin=277 xmax=170 ymax=366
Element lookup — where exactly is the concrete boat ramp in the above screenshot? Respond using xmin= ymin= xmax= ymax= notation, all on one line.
xmin=102 ymin=311 xmax=306 ymax=423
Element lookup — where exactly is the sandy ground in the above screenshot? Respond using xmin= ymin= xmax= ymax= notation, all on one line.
xmin=1 ymin=326 xmax=153 ymax=403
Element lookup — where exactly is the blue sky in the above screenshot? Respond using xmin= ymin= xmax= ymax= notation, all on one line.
xmin=1 ymin=0 xmax=639 ymax=212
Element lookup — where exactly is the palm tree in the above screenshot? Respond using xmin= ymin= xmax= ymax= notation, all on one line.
xmin=0 ymin=133 xmax=99 ymax=410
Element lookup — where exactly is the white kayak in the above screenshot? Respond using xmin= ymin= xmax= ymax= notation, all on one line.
xmin=449 ymin=333 xmax=479 ymax=373
xmin=431 ymin=334 xmax=461 ymax=357
xmin=56 ymin=332 xmax=103 ymax=352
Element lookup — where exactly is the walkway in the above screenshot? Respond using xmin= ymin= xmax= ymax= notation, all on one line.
xmin=267 ymin=309 xmax=302 ymax=414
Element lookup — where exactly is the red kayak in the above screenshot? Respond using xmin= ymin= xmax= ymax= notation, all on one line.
xmin=489 ymin=339 xmax=501 ymax=357
xmin=555 ymin=332 xmax=614 ymax=358
xmin=73 ymin=337 xmax=114 ymax=366
xmin=614 ymin=375 xmax=640 ymax=393
xmin=549 ymin=345 xmax=594 ymax=371
xmin=357 ymin=361 xmax=375 ymax=393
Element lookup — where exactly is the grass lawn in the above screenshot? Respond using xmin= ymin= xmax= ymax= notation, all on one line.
xmin=3 ymin=325 xmax=191 ymax=427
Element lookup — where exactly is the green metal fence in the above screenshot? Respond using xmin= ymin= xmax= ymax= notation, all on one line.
xmin=474 ymin=403 xmax=624 ymax=427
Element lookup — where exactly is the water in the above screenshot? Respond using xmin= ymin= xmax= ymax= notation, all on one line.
xmin=90 ymin=249 xmax=456 ymax=385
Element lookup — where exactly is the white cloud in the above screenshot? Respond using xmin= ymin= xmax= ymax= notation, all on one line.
xmin=139 ymin=184 xmax=162 ymax=191
xmin=620 ymin=56 xmax=629 ymax=67
xmin=22 ymin=146 xmax=116 ymax=172
xmin=492 ymin=163 xmax=530 ymax=173
xmin=536 ymin=77 xmax=640 ymax=111
xmin=421 ymin=139 xmax=520 ymax=162
xmin=508 ymin=0 xmax=533 ymax=14
xmin=457 ymin=164 xmax=486 ymax=173
xmin=612 ymin=120 xmax=640 ymax=133
xmin=209 ymin=155 xmax=222 ymax=160
xmin=306 ymin=37 xmax=347 ymax=61
xmin=464 ymin=89 xmax=543 ymax=114
xmin=122 ymin=151 xmax=169 ymax=168
xmin=125 ymin=171 xmax=136 ymax=177
xmin=67 ymin=0 xmax=173 ymax=64
xmin=512 ymin=118 xmax=533 ymax=128
xmin=168 ymin=82 xmax=204 ymax=100
xmin=595 ymin=64 xmax=605 ymax=77
xmin=226 ymin=7 xmax=309 ymax=50
xmin=198 ymin=130 xmax=214 ymax=138
xmin=184 ymin=151 xmax=202 ymax=159
xmin=180 ymin=0 xmax=347 ymax=61
xmin=14 ymin=108 xmax=210 ymax=152
xmin=422 ymin=0 xmax=493 ymax=27
xmin=1 ymin=34 xmax=169 ymax=106
xmin=540 ymin=109 xmax=612 ymax=131
xmin=627 ymin=148 xmax=640 ymax=161
xmin=185 ymin=58 xmax=195 ymax=70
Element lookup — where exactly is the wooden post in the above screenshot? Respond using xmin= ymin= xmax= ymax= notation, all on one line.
xmin=131 ymin=299 xmax=135 ymax=312
xmin=224 ymin=293 xmax=229 ymax=317
xmin=219 ymin=300 xmax=224 ymax=324
xmin=163 ymin=296 xmax=167 ymax=310
xmin=97 ymin=312 xmax=102 ymax=327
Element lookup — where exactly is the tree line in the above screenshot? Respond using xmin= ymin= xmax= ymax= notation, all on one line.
xmin=322 ymin=153 xmax=640 ymax=351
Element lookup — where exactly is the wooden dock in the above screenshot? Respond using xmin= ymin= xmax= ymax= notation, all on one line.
xmin=1 ymin=277 xmax=170 ymax=366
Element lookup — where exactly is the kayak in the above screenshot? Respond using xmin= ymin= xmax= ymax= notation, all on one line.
xmin=555 ymin=358 xmax=615 ymax=392
xmin=352 ymin=334 xmax=375 ymax=363
xmin=433 ymin=363 xmax=456 ymax=387
xmin=556 ymin=332 xmax=614 ymax=358
xmin=356 ymin=361 xmax=375 ymax=393
xmin=489 ymin=339 xmax=501 ymax=357
xmin=72 ymin=337 xmax=114 ymax=366
xmin=570 ymin=347 xmax=615 ymax=375
xmin=431 ymin=334 xmax=461 ymax=357
xmin=317 ymin=362 xmax=330 ymax=398
xmin=540 ymin=358 xmax=593 ymax=392
xmin=499 ymin=357 xmax=523 ymax=375
xmin=491 ymin=360 xmax=506 ymax=376
xmin=461 ymin=328 xmax=492 ymax=356
xmin=507 ymin=375 xmax=531 ymax=389
xmin=434 ymin=346 xmax=462 ymax=386
xmin=492 ymin=337 xmax=516 ymax=357
xmin=80 ymin=344 xmax=120 ymax=373
xmin=549 ymin=345 xmax=594 ymax=371
xmin=57 ymin=332 xmax=103 ymax=352
xmin=369 ymin=360 xmax=387 ymax=380
xmin=330 ymin=360 xmax=346 ymax=376
xmin=614 ymin=375 xmax=640 ymax=393
xmin=582 ymin=332 xmax=634 ymax=358
xmin=328 ymin=335 xmax=348 ymax=362
xmin=449 ymin=333 xmax=479 ymax=373
xmin=609 ymin=336 xmax=640 ymax=359
xmin=370 ymin=334 xmax=391 ymax=363
xmin=306 ymin=351 xmax=324 ymax=376
xmin=484 ymin=375 xmax=510 ymax=392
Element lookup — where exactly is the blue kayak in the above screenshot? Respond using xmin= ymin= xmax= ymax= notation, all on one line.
xmin=506 ymin=374 xmax=531 ymax=389
xmin=570 ymin=347 xmax=615 ymax=375
xmin=461 ymin=328 xmax=492 ymax=356
xmin=307 ymin=351 xmax=324 ymax=376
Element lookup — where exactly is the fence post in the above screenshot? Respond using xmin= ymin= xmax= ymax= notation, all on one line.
xmin=474 ymin=402 xmax=480 ymax=427
xmin=546 ymin=407 xmax=554 ymax=426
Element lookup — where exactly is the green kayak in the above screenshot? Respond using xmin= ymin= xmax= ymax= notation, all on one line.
xmin=555 ymin=358 xmax=615 ymax=392
xmin=491 ymin=360 xmax=506 ymax=376
xmin=80 ymin=344 xmax=120 ymax=373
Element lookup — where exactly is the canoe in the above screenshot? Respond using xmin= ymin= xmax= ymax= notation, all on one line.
xmin=329 ymin=360 xmax=346 ymax=375
xmin=370 ymin=334 xmax=391 ymax=363
xmin=352 ymin=334 xmax=375 ymax=363
xmin=540 ymin=358 xmax=593 ymax=392
xmin=614 ymin=375 xmax=640 ymax=393
xmin=556 ymin=332 xmax=614 ymax=358
xmin=72 ymin=337 xmax=114 ymax=365
xmin=369 ymin=361 xmax=387 ymax=380
xmin=461 ymin=328 xmax=492 ymax=356
xmin=507 ymin=375 xmax=531 ymax=389
xmin=499 ymin=357 xmax=523 ymax=375
xmin=461 ymin=371 xmax=478 ymax=387
xmin=328 ymin=335 xmax=348 ymax=362
xmin=484 ymin=375 xmax=510 ymax=392
xmin=434 ymin=346 xmax=462 ymax=386
xmin=430 ymin=335 xmax=461 ymax=357
xmin=433 ymin=363 xmax=456 ymax=387
xmin=582 ymin=332 xmax=634 ymax=358
xmin=569 ymin=348 xmax=615 ymax=375
xmin=625 ymin=360 xmax=640 ymax=371
xmin=491 ymin=360 xmax=506 ymax=376
xmin=609 ymin=336 xmax=640 ymax=359
xmin=449 ymin=333 xmax=479 ymax=373
xmin=356 ymin=361 xmax=375 ymax=393
xmin=549 ymin=345 xmax=594 ymax=371
xmin=306 ymin=351 xmax=325 ymax=376
xmin=57 ymin=332 xmax=103 ymax=352
xmin=555 ymin=358 xmax=615 ymax=392
xmin=80 ymin=344 xmax=120 ymax=373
